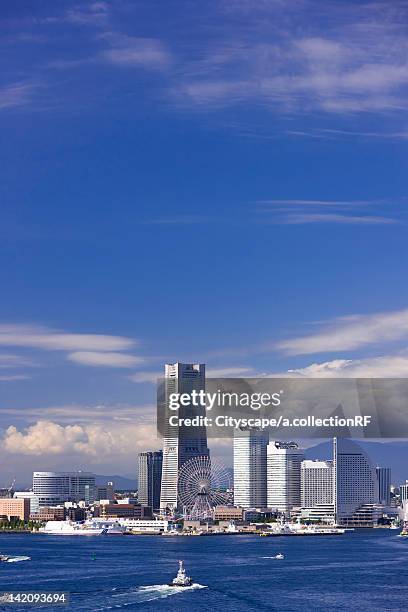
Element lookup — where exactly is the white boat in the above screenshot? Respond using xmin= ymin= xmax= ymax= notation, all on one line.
xmin=40 ymin=520 xmax=125 ymax=535
xmin=275 ymin=553 xmax=284 ymax=559
xmin=0 ymin=554 xmax=31 ymax=563
xmin=168 ymin=560 xmax=193 ymax=587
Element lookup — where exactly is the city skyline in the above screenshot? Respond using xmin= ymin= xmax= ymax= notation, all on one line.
xmin=1 ymin=0 xmax=408 ymax=481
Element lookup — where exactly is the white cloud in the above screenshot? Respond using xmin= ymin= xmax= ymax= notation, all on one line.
xmin=174 ymin=1 xmax=408 ymax=117
xmin=100 ymin=35 xmax=171 ymax=69
xmin=0 ymin=82 xmax=36 ymax=110
xmin=0 ymin=324 xmax=136 ymax=352
xmin=0 ymin=374 xmax=31 ymax=381
xmin=128 ymin=371 xmax=160 ymax=384
xmin=276 ymin=213 xmax=397 ymax=225
xmin=206 ymin=366 xmax=257 ymax=377
xmin=286 ymin=355 xmax=408 ymax=378
xmin=3 ymin=419 xmax=157 ymax=458
xmin=276 ymin=309 xmax=408 ymax=355
xmin=0 ymin=353 xmax=36 ymax=368
xmin=67 ymin=351 xmax=144 ymax=368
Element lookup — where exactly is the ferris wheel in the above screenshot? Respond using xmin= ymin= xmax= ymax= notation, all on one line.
xmin=177 ymin=455 xmax=231 ymax=520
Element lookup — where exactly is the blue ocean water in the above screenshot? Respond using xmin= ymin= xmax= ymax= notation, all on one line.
xmin=0 ymin=530 xmax=407 ymax=611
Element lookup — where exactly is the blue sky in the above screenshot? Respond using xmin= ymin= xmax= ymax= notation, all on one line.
xmin=1 ymin=0 xmax=408 ymax=483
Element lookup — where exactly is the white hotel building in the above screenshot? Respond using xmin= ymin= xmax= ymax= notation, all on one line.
xmin=301 ymin=460 xmax=333 ymax=507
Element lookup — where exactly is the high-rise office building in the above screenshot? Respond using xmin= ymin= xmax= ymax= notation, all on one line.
xmin=32 ymin=471 xmax=96 ymax=507
xmin=267 ymin=441 xmax=304 ymax=515
xmin=301 ymin=460 xmax=333 ymax=507
xmin=400 ymin=481 xmax=408 ymax=504
xmin=233 ymin=427 xmax=268 ymax=508
xmin=333 ymin=438 xmax=376 ymax=524
xmin=138 ymin=450 xmax=163 ymax=510
xmin=376 ymin=467 xmax=391 ymax=505
xmin=160 ymin=363 xmax=209 ymax=511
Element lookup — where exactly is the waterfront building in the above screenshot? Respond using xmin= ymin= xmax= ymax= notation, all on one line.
xmin=333 ymin=438 xmax=377 ymax=525
xmin=400 ymin=481 xmax=408 ymax=504
xmin=267 ymin=441 xmax=304 ymax=515
xmin=30 ymin=506 xmax=65 ymax=521
xmin=234 ymin=427 xmax=268 ymax=508
xmin=160 ymin=363 xmax=209 ymax=511
xmin=376 ymin=467 xmax=391 ymax=505
xmin=33 ymin=471 xmax=96 ymax=507
xmin=0 ymin=497 xmax=30 ymax=521
xmin=299 ymin=503 xmax=336 ymax=524
xmin=13 ymin=491 xmax=40 ymax=514
xmin=138 ymin=450 xmax=162 ymax=510
xmin=301 ymin=460 xmax=333 ymax=507
xmin=96 ymin=482 xmax=115 ymax=501
xmin=99 ymin=501 xmax=152 ymax=519
xmin=213 ymin=505 xmax=244 ymax=521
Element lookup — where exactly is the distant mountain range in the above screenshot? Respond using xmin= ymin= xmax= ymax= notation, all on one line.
xmin=305 ymin=440 xmax=408 ymax=485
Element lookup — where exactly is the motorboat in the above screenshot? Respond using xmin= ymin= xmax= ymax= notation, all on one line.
xmin=168 ymin=560 xmax=193 ymax=587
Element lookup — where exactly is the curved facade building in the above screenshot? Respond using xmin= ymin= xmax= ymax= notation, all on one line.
xmin=33 ymin=471 xmax=96 ymax=507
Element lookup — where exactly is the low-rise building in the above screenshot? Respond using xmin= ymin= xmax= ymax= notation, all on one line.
xmin=0 ymin=498 xmax=30 ymax=521
xmin=214 ymin=505 xmax=244 ymax=521
xmin=99 ymin=502 xmax=152 ymax=519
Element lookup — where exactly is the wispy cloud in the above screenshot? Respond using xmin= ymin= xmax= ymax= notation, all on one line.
xmin=0 ymin=81 xmax=37 ymax=110
xmin=0 ymin=353 xmax=36 ymax=368
xmin=277 ymin=213 xmax=397 ymax=225
xmin=142 ymin=215 xmax=212 ymax=225
xmin=0 ymin=324 xmax=135 ymax=352
xmin=40 ymin=2 xmax=110 ymax=26
xmin=67 ymin=351 xmax=144 ymax=368
xmin=255 ymin=198 xmax=402 ymax=225
xmin=99 ymin=34 xmax=172 ymax=70
xmin=173 ymin=2 xmax=408 ymax=118
xmin=0 ymin=374 xmax=31 ymax=382
xmin=276 ymin=308 xmax=408 ymax=355
xmin=0 ymin=323 xmax=142 ymax=369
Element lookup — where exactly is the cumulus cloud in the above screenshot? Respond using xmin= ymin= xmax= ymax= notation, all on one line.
xmin=276 ymin=309 xmax=408 ymax=355
xmin=3 ymin=419 xmax=158 ymax=458
xmin=67 ymin=351 xmax=144 ymax=368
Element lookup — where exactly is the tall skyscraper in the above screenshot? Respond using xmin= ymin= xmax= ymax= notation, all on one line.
xmin=267 ymin=441 xmax=304 ymax=515
xmin=376 ymin=466 xmax=391 ymax=505
xmin=138 ymin=450 xmax=163 ymax=510
xmin=333 ymin=438 xmax=377 ymax=524
xmin=160 ymin=363 xmax=209 ymax=512
xmin=32 ymin=471 xmax=96 ymax=506
xmin=301 ymin=460 xmax=333 ymax=507
xmin=400 ymin=481 xmax=408 ymax=504
xmin=233 ymin=427 xmax=268 ymax=508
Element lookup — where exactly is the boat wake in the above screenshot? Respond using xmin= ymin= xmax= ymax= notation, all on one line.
xmin=5 ymin=556 xmax=31 ymax=563
xmin=113 ymin=583 xmax=207 ymax=604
